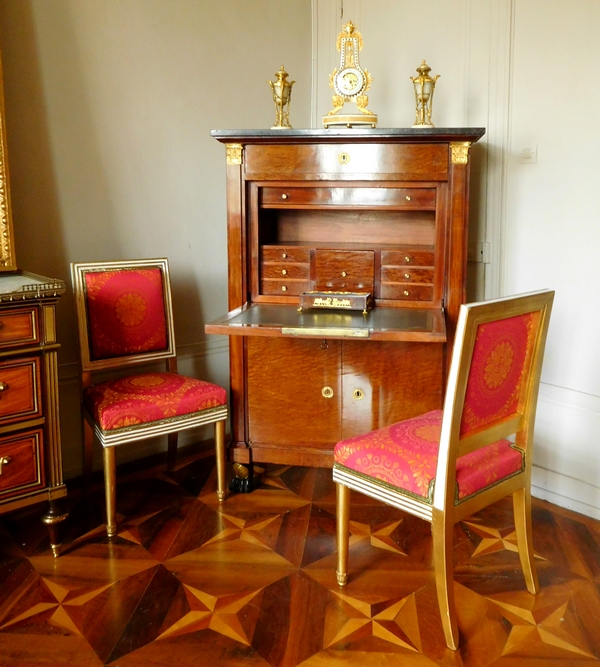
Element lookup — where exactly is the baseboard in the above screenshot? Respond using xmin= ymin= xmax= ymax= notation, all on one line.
xmin=531 ymin=382 xmax=600 ymax=518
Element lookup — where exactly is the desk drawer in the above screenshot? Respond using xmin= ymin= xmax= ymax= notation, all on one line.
xmin=0 ymin=429 xmax=45 ymax=499
xmin=381 ymin=267 xmax=434 ymax=284
xmin=381 ymin=249 xmax=435 ymax=267
xmin=0 ymin=308 xmax=39 ymax=347
xmin=261 ymin=187 xmax=436 ymax=209
xmin=262 ymin=246 xmax=310 ymax=263
xmin=261 ymin=279 xmax=310 ymax=296
xmin=245 ymin=143 xmax=449 ymax=179
xmin=380 ymin=284 xmax=434 ymax=302
xmin=262 ymin=263 xmax=310 ymax=280
xmin=314 ymin=250 xmax=374 ymax=291
xmin=0 ymin=357 xmax=43 ymax=425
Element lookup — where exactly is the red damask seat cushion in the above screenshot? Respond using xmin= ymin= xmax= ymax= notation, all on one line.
xmin=84 ymin=372 xmax=227 ymax=431
xmin=333 ymin=410 xmax=524 ymax=503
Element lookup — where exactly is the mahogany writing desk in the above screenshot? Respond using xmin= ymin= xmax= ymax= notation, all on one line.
xmin=207 ymin=128 xmax=485 ymax=481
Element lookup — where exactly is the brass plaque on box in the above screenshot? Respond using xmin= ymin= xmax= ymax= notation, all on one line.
xmin=298 ymin=291 xmax=373 ymax=313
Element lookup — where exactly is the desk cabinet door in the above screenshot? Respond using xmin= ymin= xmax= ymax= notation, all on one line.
xmin=247 ymin=337 xmax=340 ymax=448
xmin=341 ymin=341 xmax=444 ymax=440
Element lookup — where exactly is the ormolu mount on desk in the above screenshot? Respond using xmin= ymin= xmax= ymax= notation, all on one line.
xmin=298 ymin=291 xmax=373 ymax=314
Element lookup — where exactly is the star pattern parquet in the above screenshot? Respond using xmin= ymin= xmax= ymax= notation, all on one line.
xmin=2 ymin=452 xmax=600 ymax=666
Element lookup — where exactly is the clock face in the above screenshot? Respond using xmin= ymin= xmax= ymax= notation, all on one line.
xmin=334 ymin=67 xmax=365 ymax=98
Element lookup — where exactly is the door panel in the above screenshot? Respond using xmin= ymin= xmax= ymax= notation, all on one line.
xmin=247 ymin=337 xmax=341 ymax=447
xmin=341 ymin=341 xmax=444 ymax=439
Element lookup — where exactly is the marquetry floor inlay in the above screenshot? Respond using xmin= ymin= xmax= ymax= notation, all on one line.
xmin=2 ymin=453 xmax=600 ymax=666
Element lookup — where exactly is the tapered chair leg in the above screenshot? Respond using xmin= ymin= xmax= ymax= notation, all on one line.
xmin=432 ymin=511 xmax=459 ymax=650
xmin=513 ymin=487 xmax=539 ymax=594
xmin=167 ymin=432 xmax=178 ymax=471
xmin=103 ymin=446 xmax=117 ymax=537
xmin=215 ymin=419 xmax=226 ymax=502
xmin=336 ymin=482 xmax=350 ymax=586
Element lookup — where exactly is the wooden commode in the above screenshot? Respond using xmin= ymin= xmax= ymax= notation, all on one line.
xmin=0 ymin=273 xmax=67 ymax=554
xmin=207 ymin=128 xmax=485 ymax=485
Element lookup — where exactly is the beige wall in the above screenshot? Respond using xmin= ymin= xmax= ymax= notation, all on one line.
xmin=0 ymin=0 xmax=311 ymax=477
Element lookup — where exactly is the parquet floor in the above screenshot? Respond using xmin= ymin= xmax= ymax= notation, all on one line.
xmin=2 ymin=451 xmax=600 ymax=666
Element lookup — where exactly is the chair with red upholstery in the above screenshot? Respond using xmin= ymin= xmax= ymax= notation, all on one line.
xmin=71 ymin=258 xmax=228 ymax=537
xmin=333 ymin=289 xmax=554 ymax=650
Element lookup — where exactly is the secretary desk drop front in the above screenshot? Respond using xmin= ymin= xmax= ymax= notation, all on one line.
xmin=206 ymin=128 xmax=485 ymax=487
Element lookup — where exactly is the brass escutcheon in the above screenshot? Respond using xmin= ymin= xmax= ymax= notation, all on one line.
xmin=353 ymin=388 xmax=365 ymax=400
xmin=322 ymin=386 xmax=334 ymax=399
xmin=338 ymin=152 xmax=350 ymax=165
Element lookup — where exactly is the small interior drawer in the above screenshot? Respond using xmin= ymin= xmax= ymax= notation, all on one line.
xmin=0 ymin=429 xmax=45 ymax=498
xmin=380 ymin=284 xmax=434 ymax=302
xmin=314 ymin=249 xmax=375 ymax=291
xmin=0 ymin=308 xmax=39 ymax=347
xmin=381 ymin=248 xmax=435 ymax=267
xmin=261 ymin=279 xmax=310 ymax=296
xmin=261 ymin=187 xmax=436 ymax=209
xmin=0 ymin=357 xmax=43 ymax=425
xmin=262 ymin=263 xmax=310 ymax=280
xmin=262 ymin=246 xmax=310 ymax=263
xmin=380 ymin=267 xmax=434 ymax=284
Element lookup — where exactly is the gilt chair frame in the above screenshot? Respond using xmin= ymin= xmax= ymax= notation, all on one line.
xmin=71 ymin=259 xmax=228 ymax=537
xmin=334 ymin=289 xmax=554 ymax=650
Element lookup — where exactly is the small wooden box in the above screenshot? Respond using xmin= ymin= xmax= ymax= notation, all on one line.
xmin=298 ymin=291 xmax=373 ymax=313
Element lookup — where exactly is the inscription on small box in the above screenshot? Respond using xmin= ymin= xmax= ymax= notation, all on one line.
xmin=298 ymin=291 xmax=373 ymax=313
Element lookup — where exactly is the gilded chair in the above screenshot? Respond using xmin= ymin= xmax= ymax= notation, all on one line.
xmin=333 ymin=289 xmax=554 ymax=650
xmin=71 ymin=258 xmax=228 ymax=537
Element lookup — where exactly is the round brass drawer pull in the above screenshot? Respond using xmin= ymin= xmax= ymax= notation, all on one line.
xmin=405 ymin=195 xmax=411 ymax=201
xmin=404 ymin=273 xmax=410 ymax=280
xmin=353 ymin=388 xmax=365 ymax=400
xmin=0 ymin=455 xmax=11 ymax=475
xmin=282 ymin=269 xmax=287 ymax=275
xmin=403 ymin=290 xmax=410 ymax=296
xmin=281 ymin=193 xmax=289 ymax=200
xmin=0 ymin=381 xmax=9 ymax=392
xmin=341 ymin=271 xmax=347 ymax=277
xmin=322 ymin=386 xmax=334 ymax=399
xmin=281 ymin=285 xmax=287 ymax=292
xmin=404 ymin=256 xmax=411 ymax=263
xmin=282 ymin=252 xmax=287 ymax=259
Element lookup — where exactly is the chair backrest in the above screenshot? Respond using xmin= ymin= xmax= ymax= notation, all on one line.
xmin=71 ymin=258 xmax=176 ymax=372
xmin=434 ymin=289 xmax=554 ymax=509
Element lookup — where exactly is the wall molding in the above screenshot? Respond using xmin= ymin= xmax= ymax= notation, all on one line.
xmin=531 ymin=382 xmax=600 ymax=518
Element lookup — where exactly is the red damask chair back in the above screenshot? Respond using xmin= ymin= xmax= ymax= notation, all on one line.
xmin=460 ymin=311 xmax=538 ymax=437
xmin=73 ymin=259 xmax=175 ymax=371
